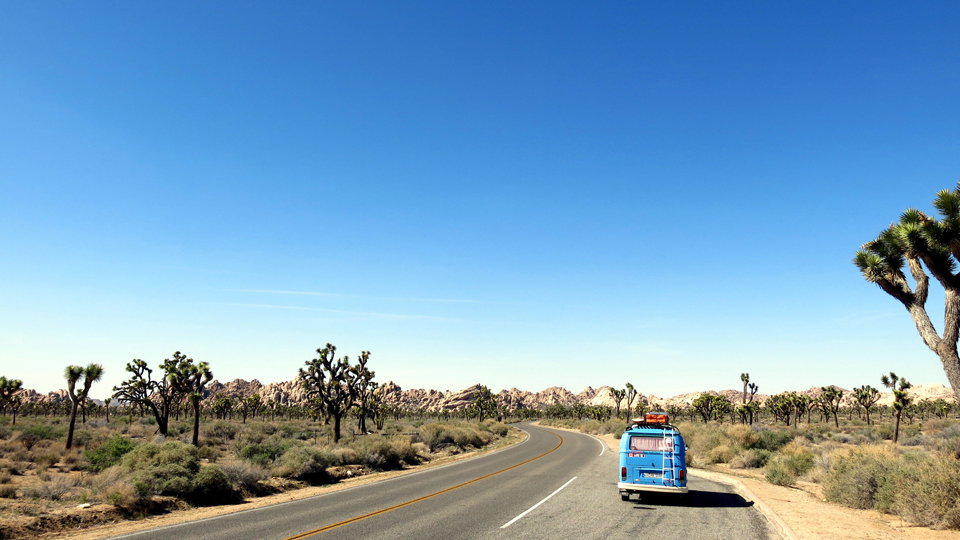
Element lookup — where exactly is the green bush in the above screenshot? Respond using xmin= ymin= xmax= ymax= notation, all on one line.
xmin=891 ymin=453 xmax=960 ymax=529
xmin=84 ymin=435 xmax=137 ymax=472
xmin=765 ymin=460 xmax=796 ymax=486
xmin=121 ymin=441 xmax=200 ymax=497
xmin=237 ymin=436 xmax=288 ymax=466
xmin=823 ymin=447 xmax=901 ymax=510
xmin=271 ymin=446 xmax=336 ymax=480
xmin=778 ymin=442 xmax=814 ymax=476
xmin=191 ymin=465 xmax=238 ymax=504
xmin=352 ymin=436 xmax=399 ymax=470
xmin=755 ymin=430 xmax=791 ymax=452
xmin=220 ymin=461 xmax=270 ymax=493
xmin=730 ymin=449 xmax=769 ymax=469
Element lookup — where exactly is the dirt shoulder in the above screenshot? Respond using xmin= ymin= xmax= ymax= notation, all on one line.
xmin=18 ymin=429 xmax=527 ymax=540
xmin=588 ymin=431 xmax=960 ymax=540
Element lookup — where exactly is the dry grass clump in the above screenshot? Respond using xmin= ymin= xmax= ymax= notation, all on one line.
xmin=26 ymin=475 xmax=77 ymax=500
xmin=823 ymin=444 xmax=960 ymax=529
xmin=220 ymin=461 xmax=269 ymax=494
xmin=271 ymin=446 xmax=335 ymax=480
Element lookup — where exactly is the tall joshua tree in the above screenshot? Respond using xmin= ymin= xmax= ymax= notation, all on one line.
xmin=624 ymin=383 xmax=637 ymax=419
xmin=65 ymin=363 xmax=104 ymax=449
xmin=852 ymin=385 xmax=881 ymax=425
xmin=819 ymin=386 xmax=844 ymax=428
xmin=854 ymin=182 xmax=960 ymax=402
xmin=301 ymin=344 xmax=359 ymax=443
xmin=0 ymin=376 xmax=23 ymax=416
xmin=740 ymin=373 xmax=750 ymax=405
xmin=611 ymin=388 xmax=626 ymax=419
xmin=168 ymin=352 xmax=213 ymax=447
xmin=881 ymin=372 xmax=912 ymax=444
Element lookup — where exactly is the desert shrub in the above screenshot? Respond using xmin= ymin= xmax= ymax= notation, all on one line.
xmin=331 ymin=447 xmax=359 ymax=465
xmin=28 ymin=475 xmax=76 ymax=500
xmin=778 ymin=442 xmax=814 ymax=476
xmin=730 ymin=449 xmax=769 ymax=469
xmin=389 ymin=435 xmax=420 ymax=465
xmin=351 ymin=436 xmax=399 ymax=470
xmin=938 ymin=437 xmax=960 ymax=460
xmin=121 ymin=441 xmax=200 ymax=497
xmin=84 ymin=435 xmax=136 ymax=472
xmin=72 ymin=429 xmax=94 ymax=448
xmin=755 ymin=430 xmax=791 ymax=452
xmin=488 ymin=422 xmax=509 ymax=437
xmin=823 ymin=446 xmax=901 ymax=510
xmin=237 ymin=436 xmax=288 ymax=466
xmin=191 ymin=465 xmax=237 ymax=504
xmin=705 ymin=444 xmax=734 ymax=464
xmin=221 ymin=461 xmax=270 ymax=493
xmin=33 ymin=451 xmax=61 ymax=471
xmin=419 ymin=423 xmax=454 ymax=451
xmin=103 ymin=480 xmax=143 ymax=509
xmin=726 ymin=425 xmax=759 ymax=449
xmin=765 ymin=460 xmax=796 ymax=486
xmin=198 ymin=446 xmax=221 ymax=463
xmin=0 ymin=426 xmax=11 ymax=440
xmin=272 ymin=446 xmax=336 ymax=480
xmin=412 ymin=442 xmax=430 ymax=457
xmin=203 ymin=422 xmax=239 ymax=444
xmin=0 ymin=485 xmax=16 ymax=498
xmin=237 ymin=423 xmax=277 ymax=445
xmin=452 ymin=426 xmax=486 ymax=448
xmin=889 ymin=452 xmax=960 ymax=529
xmin=0 ymin=470 xmax=10 ymax=484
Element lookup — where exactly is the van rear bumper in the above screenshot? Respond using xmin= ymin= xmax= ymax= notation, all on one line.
xmin=618 ymin=481 xmax=688 ymax=494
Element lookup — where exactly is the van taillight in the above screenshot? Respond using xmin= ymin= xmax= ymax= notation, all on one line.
xmin=679 ymin=470 xmax=685 ymax=481
xmin=621 ymin=467 xmax=627 ymax=480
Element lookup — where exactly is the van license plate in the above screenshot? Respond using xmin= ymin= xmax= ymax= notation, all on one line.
xmin=643 ymin=472 xmax=663 ymax=478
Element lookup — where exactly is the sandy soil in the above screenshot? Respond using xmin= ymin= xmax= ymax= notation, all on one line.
xmin=592 ymin=432 xmax=960 ymax=540
xmin=17 ymin=430 xmax=527 ymax=540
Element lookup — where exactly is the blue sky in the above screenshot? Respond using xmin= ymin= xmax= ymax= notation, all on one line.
xmin=2 ymin=2 xmax=959 ymax=399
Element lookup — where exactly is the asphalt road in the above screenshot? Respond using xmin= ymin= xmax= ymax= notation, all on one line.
xmin=108 ymin=423 xmax=776 ymax=540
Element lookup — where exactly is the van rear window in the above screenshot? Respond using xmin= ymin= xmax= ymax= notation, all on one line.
xmin=629 ymin=436 xmax=674 ymax=452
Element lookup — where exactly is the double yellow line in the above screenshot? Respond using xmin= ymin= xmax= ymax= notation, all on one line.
xmin=283 ymin=432 xmax=564 ymax=539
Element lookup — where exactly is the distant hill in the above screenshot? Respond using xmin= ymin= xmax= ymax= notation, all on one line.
xmin=12 ymin=380 xmax=956 ymax=409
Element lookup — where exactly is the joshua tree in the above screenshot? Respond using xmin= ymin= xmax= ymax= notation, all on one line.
xmin=819 ymin=386 xmax=844 ymax=428
xmin=881 ymin=372 xmax=912 ymax=443
xmin=854 ymin=182 xmax=960 ymax=402
xmin=740 ymin=373 xmax=750 ymax=405
xmin=352 ymin=351 xmax=377 ymax=432
xmin=64 ymin=363 xmax=104 ymax=449
xmin=300 ymin=343 xmax=361 ymax=443
xmin=167 ymin=352 xmax=213 ymax=447
xmin=624 ymin=383 xmax=637 ymax=418
xmin=852 ymin=385 xmax=881 ymax=425
xmin=112 ymin=356 xmax=186 ymax=436
xmin=611 ymin=388 xmax=626 ymax=419
xmin=0 ymin=376 xmax=23 ymax=416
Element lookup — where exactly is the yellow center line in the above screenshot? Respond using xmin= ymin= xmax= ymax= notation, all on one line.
xmin=282 ymin=431 xmax=564 ymax=540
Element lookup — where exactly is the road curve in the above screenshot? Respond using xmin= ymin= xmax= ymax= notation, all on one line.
xmin=107 ymin=423 xmax=776 ymax=540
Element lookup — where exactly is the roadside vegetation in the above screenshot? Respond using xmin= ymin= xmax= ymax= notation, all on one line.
xmin=0 ymin=343 xmax=516 ymax=539
xmin=542 ymin=378 xmax=960 ymax=531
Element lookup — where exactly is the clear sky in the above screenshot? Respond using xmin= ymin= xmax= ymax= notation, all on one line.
xmin=2 ymin=2 xmax=959 ymax=400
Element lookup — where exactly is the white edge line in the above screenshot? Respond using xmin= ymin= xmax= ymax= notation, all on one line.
xmin=500 ymin=476 xmax=578 ymax=529
xmin=586 ymin=434 xmax=605 ymax=456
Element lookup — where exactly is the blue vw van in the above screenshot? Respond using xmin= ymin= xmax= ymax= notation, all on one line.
xmin=618 ymin=412 xmax=688 ymax=500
